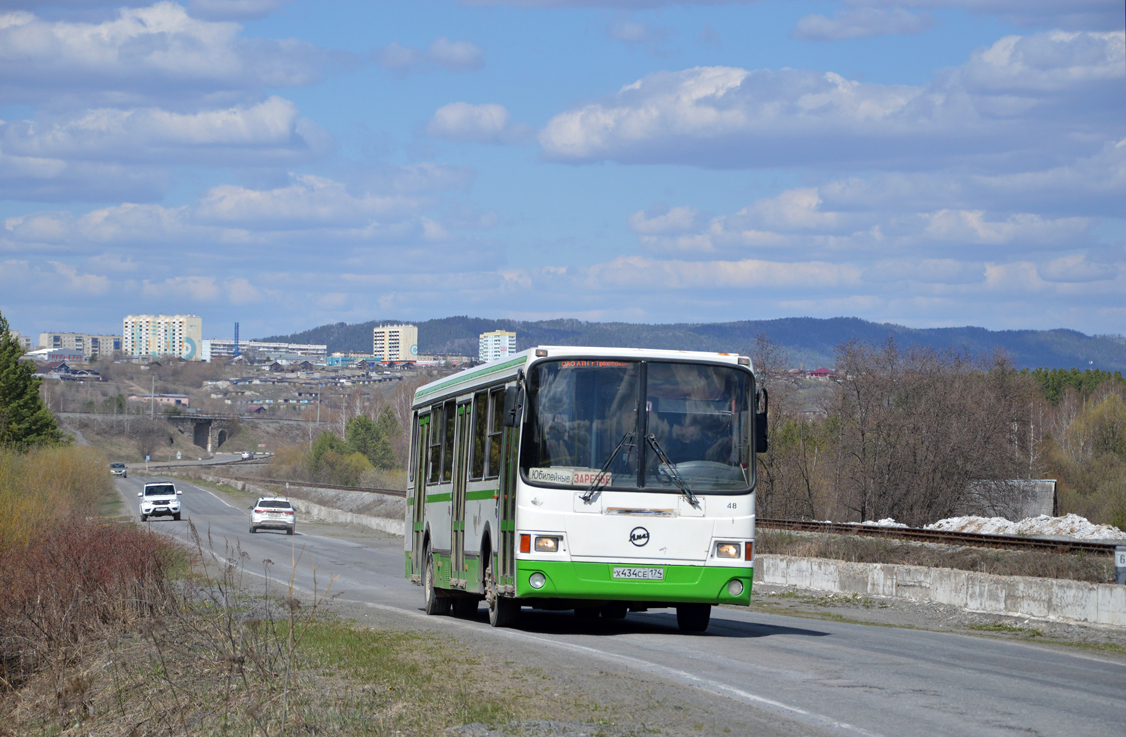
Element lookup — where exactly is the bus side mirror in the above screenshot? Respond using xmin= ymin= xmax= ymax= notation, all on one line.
xmin=503 ymin=385 xmax=524 ymax=428
xmin=755 ymin=388 xmax=769 ymax=454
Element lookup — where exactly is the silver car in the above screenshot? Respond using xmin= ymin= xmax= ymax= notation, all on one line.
xmin=110 ymin=462 xmax=127 ymax=478
xmin=248 ymin=497 xmax=295 ymax=535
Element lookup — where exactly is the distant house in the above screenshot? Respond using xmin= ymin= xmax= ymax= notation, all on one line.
xmin=807 ymin=367 xmax=835 ymax=379
xmin=246 ymin=405 xmax=267 ymax=414
xmin=127 ymin=393 xmax=189 ymax=407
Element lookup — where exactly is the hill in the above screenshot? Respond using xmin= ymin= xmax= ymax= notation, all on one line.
xmin=259 ymin=317 xmax=1126 ymax=371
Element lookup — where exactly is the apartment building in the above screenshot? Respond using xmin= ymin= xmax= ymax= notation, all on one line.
xmin=479 ymin=330 xmax=517 ymax=363
xmin=123 ymin=314 xmax=203 ymax=360
xmin=38 ymin=331 xmax=122 ymax=359
xmin=201 ymin=339 xmax=327 ymax=362
xmin=372 ymin=324 xmax=418 ymax=362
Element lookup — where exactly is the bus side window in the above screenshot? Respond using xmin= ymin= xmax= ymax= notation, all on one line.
xmin=427 ymin=404 xmax=442 ymax=484
xmin=486 ymin=388 xmax=504 ymax=479
xmin=442 ymin=399 xmax=456 ymax=483
xmin=470 ymin=391 xmax=487 ymax=480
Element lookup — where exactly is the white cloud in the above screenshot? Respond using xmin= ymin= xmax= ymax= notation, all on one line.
xmin=793 ymin=9 xmax=934 ymax=42
xmin=585 ymin=255 xmax=862 ymax=290
xmin=194 ymin=174 xmax=421 ymax=228
xmin=956 ymin=31 xmax=1125 ymax=93
xmin=427 ymin=103 xmax=531 ymax=144
xmin=838 ymin=1 xmax=1125 ymax=32
xmin=539 ymin=32 xmax=1124 ymax=170
xmin=630 ymin=185 xmax=1096 ymax=262
xmin=607 ymin=17 xmax=675 ymax=54
xmin=1037 ymin=254 xmax=1121 ymax=283
xmin=374 ymin=37 xmax=484 ymax=74
xmin=0 ymin=97 xmax=331 ymax=166
xmin=0 ymin=3 xmax=350 ymax=108
xmin=458 ymin=1 xmax=757 ymax=6
xmin=628 ymin=205 xmax=700 ymax=235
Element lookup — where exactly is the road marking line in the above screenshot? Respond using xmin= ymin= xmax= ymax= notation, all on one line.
xmin=337 ymin=598 xmax=884 ymax=737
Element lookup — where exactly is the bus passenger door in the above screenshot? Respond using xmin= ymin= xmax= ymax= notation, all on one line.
xmin=451 ymin=402 xmax=471 ymax=588
xmin=410 ymin=414 xmax=428 ymax=582
xmin=497 ymin=410 xmax=519 ymax=591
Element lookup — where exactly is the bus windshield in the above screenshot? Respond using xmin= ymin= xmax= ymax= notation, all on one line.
xmin=522 ymin=359 xmax=753 ymax=493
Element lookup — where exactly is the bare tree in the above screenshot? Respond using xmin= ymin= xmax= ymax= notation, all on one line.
xmin=830 ymin=341 xmax=1030 ymax=525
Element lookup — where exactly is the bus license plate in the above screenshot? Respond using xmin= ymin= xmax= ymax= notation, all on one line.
xmin=612 ymin=567 xmax=664 ymax=580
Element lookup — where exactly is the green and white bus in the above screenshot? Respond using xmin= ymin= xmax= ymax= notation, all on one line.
xmin=405 ymin=346 xmax=768 ymax=632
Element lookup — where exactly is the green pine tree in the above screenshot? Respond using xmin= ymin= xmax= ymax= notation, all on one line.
xmin=0 ymin=311 xmax=66 ymax=448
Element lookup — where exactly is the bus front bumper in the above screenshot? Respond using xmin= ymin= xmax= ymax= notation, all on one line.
xmin=515 ymin=560 xmax=753 ymax=605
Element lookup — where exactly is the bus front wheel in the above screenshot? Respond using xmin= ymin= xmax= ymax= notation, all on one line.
xmin=486 ymin=560 xmax=518 ymax=628
xmin=676 ymin=604 xmax=711 ymax=633
xmin=424 ymin=547 xmax=451 ymax=616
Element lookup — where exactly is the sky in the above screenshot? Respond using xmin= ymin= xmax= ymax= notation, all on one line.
xmin=1 ymin=0 xmax=1123 ymax=341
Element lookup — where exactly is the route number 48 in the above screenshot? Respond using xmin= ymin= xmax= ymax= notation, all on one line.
xmin=726 ymin=502 xmax=738 ymax=510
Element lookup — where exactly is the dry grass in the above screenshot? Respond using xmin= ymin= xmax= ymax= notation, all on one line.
xmin=0 ymin=445 xmax=112 ymax=552
xmin=0 ymin=519 xmax=607 ymax=736
xmin=756 ymin=530 xmax=1116 ymax=583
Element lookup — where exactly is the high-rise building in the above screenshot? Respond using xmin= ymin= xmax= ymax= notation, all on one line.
xmin=372 ymin=324 xmax=418 ymax=362
xmin=8 ymin=330 xmax=32 ymax=352
xmin=123 ymin=314 xmax=203 ymax=360
xmin=38 ymin=332 xmax=122 ymax=359
xmin=479 ymin=330 xmax=517 ymax=363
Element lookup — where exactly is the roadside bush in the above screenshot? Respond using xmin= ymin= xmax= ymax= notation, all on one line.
xmin=0 ymin=521 xmax=174 ymax=690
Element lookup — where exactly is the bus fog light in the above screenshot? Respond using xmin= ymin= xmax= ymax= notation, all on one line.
xmin=728 ymin=580 xmax=744 ymax=597
xmin=535 ymin=536 xmax=560 ymax=553
xmin=529 ymin=572 xmax=546 ymax=589
xmin=716 ymin=542 xmax=740 ymax=559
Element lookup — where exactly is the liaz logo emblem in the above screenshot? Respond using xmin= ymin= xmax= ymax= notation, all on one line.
xmin=629 ymin=527 xmax=649 ymax=547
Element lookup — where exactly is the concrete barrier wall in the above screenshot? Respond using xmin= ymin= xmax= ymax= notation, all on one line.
xmin=182 ymin=472 xmax=1121 ymax=627
xmin=758 ymin=554 xmax=1126 ymax=627
xmin=192 ymin=473 xmax=405 ymax=536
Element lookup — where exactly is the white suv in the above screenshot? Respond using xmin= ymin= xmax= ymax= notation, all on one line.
xmin=248 ymin=497 xmax=295 ymax=535
xmin=138 ymin=482 xmax=182 ymax=521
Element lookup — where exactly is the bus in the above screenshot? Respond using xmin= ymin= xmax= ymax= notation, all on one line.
xmin=404 ymin=346 xmax=767 ymax=633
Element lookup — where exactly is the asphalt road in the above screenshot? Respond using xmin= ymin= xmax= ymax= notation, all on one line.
xmin=116 ymin=475 xmax=1126 ymax=737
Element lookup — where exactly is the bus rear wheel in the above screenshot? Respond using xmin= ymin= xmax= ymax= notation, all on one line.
xmin=676 ymin=604 xmax=711 ymax=633
xmin=486 ymin=560 xmax=518 ymax=628
xmin=424 ymin=547 xmax=451 ymax=616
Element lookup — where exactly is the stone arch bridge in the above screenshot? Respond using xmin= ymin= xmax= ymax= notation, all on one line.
xmin=165 ymin=414 xmax=239 ymax=453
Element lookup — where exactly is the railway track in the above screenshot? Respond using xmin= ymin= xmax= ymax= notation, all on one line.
xmin=757 ymin=517 xmax=1118 ymax=556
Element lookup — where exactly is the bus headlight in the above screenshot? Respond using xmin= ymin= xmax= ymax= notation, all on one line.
xmin=728 ymin=580 xmax=744 ymax=597
xmin=535 ymin=536 xmax=561 ymax=553
xmin=529 ymin=572 xmax=546 ymax=589
xmin=715 ymin=542 xmax=740 ymax=559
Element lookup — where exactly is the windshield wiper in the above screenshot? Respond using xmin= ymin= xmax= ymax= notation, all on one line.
xmin=645 ymin=434 xmax=698 ymax=506
xmin=581 ymin=431 xmax=635 ymax=502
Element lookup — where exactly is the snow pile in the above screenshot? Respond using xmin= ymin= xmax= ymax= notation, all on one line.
xmin=925 ymin=513 xmax=1126 ymax=541
xmin=861 ymin=518 xmax=908 ymax=528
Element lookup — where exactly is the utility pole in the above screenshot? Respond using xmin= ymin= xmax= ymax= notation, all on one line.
xmin=150 ymin=373 xmax=155 ymax=421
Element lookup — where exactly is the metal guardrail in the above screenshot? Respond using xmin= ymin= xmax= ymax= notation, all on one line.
xmin=757 ymin=517 xmax=1117 ymax=556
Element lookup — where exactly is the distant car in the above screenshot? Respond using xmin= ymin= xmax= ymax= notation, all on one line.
xmin=110 ymin=462 xmax=127 ymax=478
xmin=138 ymin=482 xmax=182 ymax=522
xmin=248 ymin=497 xmax=295 ymax=535
xmin=241 ymin=451 xmax=254 ymax=460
